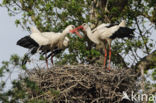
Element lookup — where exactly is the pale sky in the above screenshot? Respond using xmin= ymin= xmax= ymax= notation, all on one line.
xmin=0 ymin=7 xmax=27 ymax=64
xmin=0 ymin=7 xmax=28 ymax=90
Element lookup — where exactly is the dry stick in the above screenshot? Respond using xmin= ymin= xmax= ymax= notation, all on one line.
xmin=24 ymin=65 xmax=137 ymax=102
xmin=141 ymin=66 xmax=146 ymax=103
xmin=91 ymin=97 xmax=105 ymax=103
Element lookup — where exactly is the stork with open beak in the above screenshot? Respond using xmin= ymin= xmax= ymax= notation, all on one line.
xmin=73 ymin=20 xmax=135 ymax=70
xmin=17 ymin=25 xmax=82 ymax=67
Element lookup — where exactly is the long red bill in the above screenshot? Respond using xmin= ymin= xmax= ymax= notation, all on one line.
xmin=70 ymin=25 xmax=84 ymax=38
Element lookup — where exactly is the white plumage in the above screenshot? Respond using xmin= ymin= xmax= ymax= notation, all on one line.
xmin=92 ymin=23 xmax=111 ymax=32
xmin=73 ymin=20 xmax=134 ymax=69
xmin=92 ymin=20 xmax=126 ymax=32
xmin=31 ymin=26 xmax=40 ymax=33
xmin=17 ymin=25 xmax=78 ymax=66
xmin=41 ymin=25 xmax=75 ymax=48
xmin=30 ymin=32 xmax=50 ymax=46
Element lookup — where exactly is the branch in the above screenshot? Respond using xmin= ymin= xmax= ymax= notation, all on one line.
xmin=135 ymin=17 xmax=150 ymax=55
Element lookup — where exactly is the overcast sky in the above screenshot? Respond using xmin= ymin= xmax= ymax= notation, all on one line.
xmin=0 ymin=7 xmax=29 ymax=90
xmin=0 ymin=7 xmax=27 ymax=64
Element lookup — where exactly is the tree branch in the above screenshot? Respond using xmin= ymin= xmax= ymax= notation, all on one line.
xmin=135 ymin=17 xmax=150 ymax=55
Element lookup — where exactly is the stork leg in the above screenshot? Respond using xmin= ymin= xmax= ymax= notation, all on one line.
xmin=103 ymin=41 xmax=107 ymax=69
xmin=108 ymin=44 xmax=111 ymax=70
xmin=51 ymin=54 xmax=53 ymax=64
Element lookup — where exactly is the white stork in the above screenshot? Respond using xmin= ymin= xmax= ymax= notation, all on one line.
xmin=17 ymin=25 xmax=82 ymax=67
xmin=73 ymin=20 xmax=135 ymax=70
xmin=92 ymin=23 xmax=112 ymax=32
xmin=39 ymin=36 xmax=70 ymax=65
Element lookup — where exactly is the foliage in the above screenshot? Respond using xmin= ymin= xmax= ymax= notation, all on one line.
xmin=0 ymin=54 xmax=24 ymax=102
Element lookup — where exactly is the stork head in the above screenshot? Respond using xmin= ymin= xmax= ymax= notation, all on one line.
xmin=63 ymin=25 xmax=75 ymax=33
xmin=81 ymin=23 xmax=89 ymax=30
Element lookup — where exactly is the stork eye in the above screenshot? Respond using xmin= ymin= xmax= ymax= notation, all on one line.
xmin=82 ymin=23 xmax=87 ymax=27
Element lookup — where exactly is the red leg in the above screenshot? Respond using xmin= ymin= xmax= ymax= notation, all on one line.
xmin=104 ymin=46 xmax=107 ymax=69
xmin=104 ymin=41 xmax=107 ymax=69
xmin=108 ymin=44 xmax=111 ymax=70
xmin=51 ymin=54 xmax=53 ymax=64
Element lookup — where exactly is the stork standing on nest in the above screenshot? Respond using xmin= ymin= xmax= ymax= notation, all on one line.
xmin=17 ymin=25 xmax=82 ymax=67
xmin=73 ymin=20 xmax=135 ymax=70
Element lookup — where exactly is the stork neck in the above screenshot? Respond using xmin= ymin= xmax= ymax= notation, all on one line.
xmin=62 ymin=30 xmax=69 ymax=37
xmin=59 ymin=30 xmax=68 ymax=40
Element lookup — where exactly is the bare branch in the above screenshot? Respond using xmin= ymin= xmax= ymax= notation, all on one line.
xmin=135 ymin=17 xmax=150 ymax=55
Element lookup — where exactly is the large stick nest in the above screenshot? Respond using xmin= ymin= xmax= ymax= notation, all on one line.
xmin=21 ymin=65 xmax=138 ymax=103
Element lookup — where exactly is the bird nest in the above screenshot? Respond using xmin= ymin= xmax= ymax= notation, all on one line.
xmin=20 ymin=65 xmax=138 ymax=103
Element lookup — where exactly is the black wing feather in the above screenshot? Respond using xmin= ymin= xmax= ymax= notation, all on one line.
xmin=110 ymin=27 xmax=135 ymax=39
xmin=17 ymin=36 xmax=39 ymax=49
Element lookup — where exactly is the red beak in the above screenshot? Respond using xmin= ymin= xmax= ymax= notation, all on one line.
xmin=70 ymin=25 xmax=84 ymax=38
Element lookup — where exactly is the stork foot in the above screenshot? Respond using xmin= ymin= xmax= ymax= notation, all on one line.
xmin=103 ymin=67 xmax=111 ymax=72
xmin=103 ymin=65 xmax=107 ymax=69
xmin=107 ymin=67 xmax=111 ymax=71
